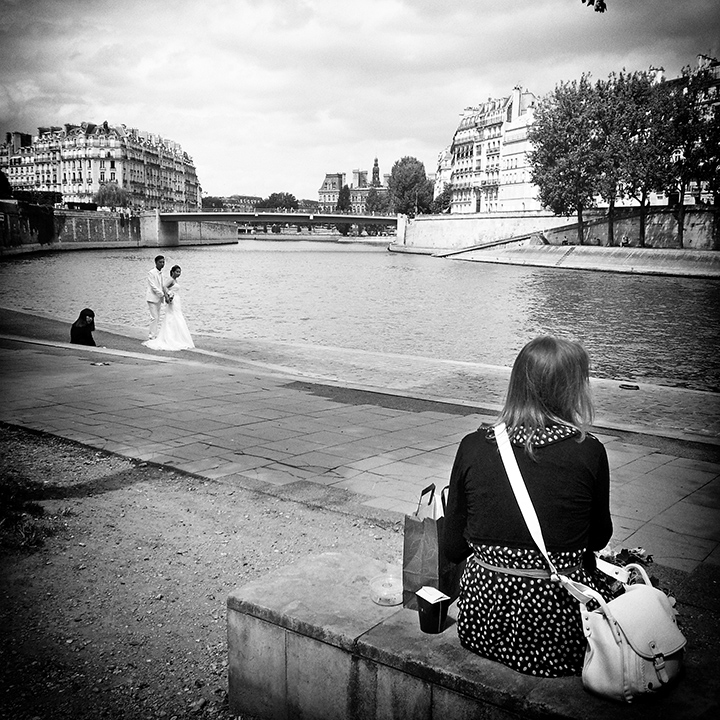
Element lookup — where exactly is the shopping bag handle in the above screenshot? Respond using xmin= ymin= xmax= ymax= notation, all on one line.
xmin=414 ymin=483 xmax=436 ymax=514
xmin=440 ymin=485 xmax=449 ymax=514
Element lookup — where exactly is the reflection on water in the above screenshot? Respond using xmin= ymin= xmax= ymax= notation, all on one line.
xmin=1 ymin=241 xmax=718 ymax=391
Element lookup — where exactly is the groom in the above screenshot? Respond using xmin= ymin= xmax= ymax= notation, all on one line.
xmin=146 ymin=255 xmax=169 ymax=340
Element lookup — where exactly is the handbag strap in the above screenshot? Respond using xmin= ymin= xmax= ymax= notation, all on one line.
xmin=495 ymin=423 xmax=557 ymax=575
xmin=494 ymin=423 xmax=593 ymax=604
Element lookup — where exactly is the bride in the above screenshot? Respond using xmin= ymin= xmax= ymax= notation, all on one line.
xmin=142 ymin=265 xmax=195 ymax=351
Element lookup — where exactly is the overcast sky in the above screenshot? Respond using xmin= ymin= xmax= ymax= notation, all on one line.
xmin=1 ymin=0 xmax=718 ymax=201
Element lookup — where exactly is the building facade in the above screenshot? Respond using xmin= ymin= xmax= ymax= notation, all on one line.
xmin=441 ymin=56 xmax=720 ymax=215
xmin=0 ymin=121 xmax=200 ymax=211
xmin=317 ymin=158 xmax=390 ymax=213
xmin=443 ymin=86 xmax=541 ymax=215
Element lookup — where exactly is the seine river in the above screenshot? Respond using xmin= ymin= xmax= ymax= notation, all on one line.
xmin=1 ymin=240 xmax=718 ymax=392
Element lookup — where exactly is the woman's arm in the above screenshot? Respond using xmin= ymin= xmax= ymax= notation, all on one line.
xmin=441 ymin=440 xmax=472 ymax=563
xmin=588 ymin=444 xmax=613 ymax=551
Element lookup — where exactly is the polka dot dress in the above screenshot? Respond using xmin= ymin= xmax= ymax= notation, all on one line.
xmin=502 ymin=423 xmax=578 ymax=447
xmin=457 ymin=545 xmax=603 ymax=676
xmin=456 ymin=425 xmax=610 ymax=677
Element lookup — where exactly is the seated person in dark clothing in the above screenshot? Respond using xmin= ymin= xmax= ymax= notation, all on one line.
xmin=442 ymin=336 xmax=613 ymax=678
xmin=70 ymin=308 xmax=96 ymax=346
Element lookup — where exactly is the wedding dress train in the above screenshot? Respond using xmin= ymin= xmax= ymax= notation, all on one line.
xmin=142 ymin=282 xmax=194 ymax=351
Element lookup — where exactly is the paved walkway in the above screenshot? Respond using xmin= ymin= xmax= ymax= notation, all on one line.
xmin=1 ymin=308 xmax=718 ymax=574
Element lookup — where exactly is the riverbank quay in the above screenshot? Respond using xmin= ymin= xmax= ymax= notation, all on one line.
xmin=388 ymin=242 xmax=720 ymax=278
xmin=1 ymin=308 xmax=718 ymax=717
xmin=0 ymin=203 xmax=238 ymax=257
xmin=1 ymin=306 xmax=718 ymax=561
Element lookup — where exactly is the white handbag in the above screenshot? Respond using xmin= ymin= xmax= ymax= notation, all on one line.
xmin=494 ymin=423 xmax=687 ymax=702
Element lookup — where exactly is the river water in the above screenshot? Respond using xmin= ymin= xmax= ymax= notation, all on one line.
xmin=1 ymin=240 xmax=718 ymax=392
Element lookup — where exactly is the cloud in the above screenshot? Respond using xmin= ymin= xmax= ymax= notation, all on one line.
xmin=1 ymin=0 xmax=719 ymax=199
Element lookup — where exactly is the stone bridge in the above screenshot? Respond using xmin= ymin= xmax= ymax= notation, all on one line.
xmin=140 ymin=210 xmax=399 ymax=246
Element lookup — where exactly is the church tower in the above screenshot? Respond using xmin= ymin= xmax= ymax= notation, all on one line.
xmin=372 ymin=157 xmax=381 ymax=187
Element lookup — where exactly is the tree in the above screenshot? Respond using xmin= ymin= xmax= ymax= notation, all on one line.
xmin=255 ymin=192 xmax=298 ymax=210
xmin=701 ymin=103 xmax=720 ymax=247
xmin=0 ymin=169 xmax=12 ymax=199
xmin=620 ymin=77 xmax=677 ymax=247
xmin=361 ymin=187 xmax=391 ymax=235
xmin=365 ymin=187 xmax=389 ymax=215
xmin=666 ymin=65 xmax=720 ymax=247
xmin=594 ymin=72 xmax=628 ymax=246
xmin=202 ymin=196 xmax=225 ymax=209
xmin=387 ymin=157 xmax=433 ymax=217
xmin=430 ymin=185 xmax=453 ymax=214
xmin=698 ymin=102 xmax=720 ymax=220
xmin=594 ymin=71 xmax=662 ymax=246
xmin=94 ymin=182 xmax=129 ymax=209
xmin=528 ymin=75 xmax=602 ymax=245
xmin=335 ymin=184 xmax=351 ymax=236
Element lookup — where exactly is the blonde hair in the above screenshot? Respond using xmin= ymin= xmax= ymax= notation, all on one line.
xmin=498 ymin=336 xmax=594 ymax=456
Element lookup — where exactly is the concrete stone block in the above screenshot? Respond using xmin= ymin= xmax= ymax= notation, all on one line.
xmin=286 ymin=633 xmax=353 ymax=720
xmin=432 ymin=684 xmax=520 ymax=720
xmin=227 ymin=612 xmax=287 ymax=719
xmin=229 ymin=552 xmax=717 ymax=720
xmin=227 ymin=552 xmax=401 ymax=652
xmin=361 ymin=655 xmax=432 ymax=720
xmin=356 ymin=607 xmax=537 ymax=717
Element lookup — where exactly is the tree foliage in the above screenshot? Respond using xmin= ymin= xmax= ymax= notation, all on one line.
xmin=592 ymin=70 xmax=676 ymax=246
xmin=255 ymin=192 xmax=299 ymax=210
xmin=387 ymin=157 xmax=433 ymax=217
xmin=618 ymin=75 xmax=677 ymax=246
xmin=335 ymin=184 xmax=352 ymax=235
xmin=202 ymin=196 xmax=225 ymax=209
xmin=528 ymin=75 xmax=601 ymax=244
xmin=700 ymin=103 xmax=720 ymax=208
xmin=0 ymin=169 xmax=13 ymax=199
xmin=364 ymin=187 xmax=390 ymax=215
xmin=582 ymin=0 xmax=607 ymax=11
xmin=430 ymin=185 xmax=453 ymax=214
xmin=528 ymin=65 xmax=720 ymax=247
xmin=666 ymin=66 xmax=719 ymax=247
xmin=361 ymin=187 xmax=391 ymax=235
xmin=94 ymin=182 xmax=129 ymax=209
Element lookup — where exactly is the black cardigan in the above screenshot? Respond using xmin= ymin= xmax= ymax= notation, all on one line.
xmin=442 ymin=428 xmax=612 ymax=564
xmin=70 ymin=323 xmax=96 ymax=346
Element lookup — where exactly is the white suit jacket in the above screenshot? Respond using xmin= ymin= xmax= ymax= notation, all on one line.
xmin=146 ymin=268 xmax=165 ymax=303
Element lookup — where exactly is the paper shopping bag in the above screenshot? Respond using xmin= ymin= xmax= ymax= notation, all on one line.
xmin=402 ymin=483 xmax=465 ymax=610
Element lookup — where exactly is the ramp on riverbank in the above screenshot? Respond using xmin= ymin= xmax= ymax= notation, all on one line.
xmin=445 ymin=244 xmax=720 ymax=278
xmin=389 ymin=241 xmax=720 ymax=278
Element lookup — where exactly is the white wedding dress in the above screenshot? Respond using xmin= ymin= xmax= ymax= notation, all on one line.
xmin=142 ymin=281 xmax=195 ymax=351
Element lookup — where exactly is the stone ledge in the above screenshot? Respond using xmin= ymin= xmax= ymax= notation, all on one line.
xmin=227 ymin=552 xmax=718 ymax=720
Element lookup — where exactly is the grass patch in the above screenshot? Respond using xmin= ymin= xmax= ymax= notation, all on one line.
xmin=0 ymin=470 xmax=70 ymax=550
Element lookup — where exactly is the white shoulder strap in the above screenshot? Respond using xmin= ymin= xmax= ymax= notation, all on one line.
xmin=494 ymin=423 xmax=594 ymax=604
xmin=495 ymin=423 xmax=557 ymax=575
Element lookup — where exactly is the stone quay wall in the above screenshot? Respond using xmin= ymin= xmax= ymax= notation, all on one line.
xmin=55 ymin=209 xmax=142 ymax=247
xmin=395 ymin=207 xmax=718 ymax=253
xmin=0 ymin=203 xmax=237 ymax=257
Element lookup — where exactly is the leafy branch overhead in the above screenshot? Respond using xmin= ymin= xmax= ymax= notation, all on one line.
xmin=582 ymin=0 xmax=607 ymax=11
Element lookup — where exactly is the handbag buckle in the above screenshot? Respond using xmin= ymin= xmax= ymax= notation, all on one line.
xmin=650 ymin=641 xmax=670 ymax=683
